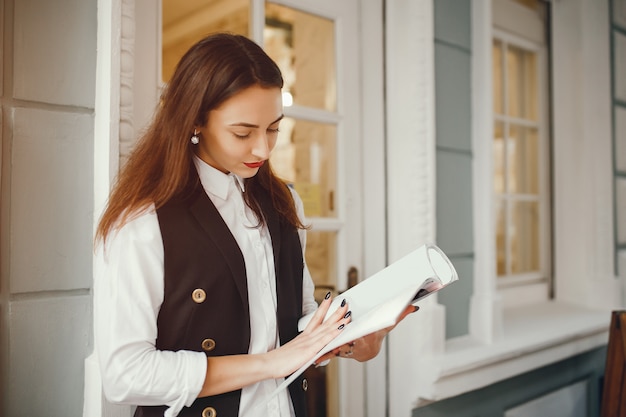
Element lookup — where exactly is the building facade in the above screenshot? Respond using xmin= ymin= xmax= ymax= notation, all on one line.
xmin=0 ymin=0 xmax=624 ymax=416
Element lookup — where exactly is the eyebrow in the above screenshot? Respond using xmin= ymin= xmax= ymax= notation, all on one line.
xmin=228 ymin=114 xmax=284 ymax=128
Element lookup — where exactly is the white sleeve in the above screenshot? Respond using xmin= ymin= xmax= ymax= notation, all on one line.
xmin=94 ymin=208 xmax=207 ymax=416
xmin=289 ymin=187 xmax=318 ymax=316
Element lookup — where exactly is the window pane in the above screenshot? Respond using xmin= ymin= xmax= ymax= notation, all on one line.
xmin=496 ymin=199 xmax=507 ymax=275
xmin=264 ymin=3 xmax=337 ymax=112
xmin=493 ymin=39 xmax=504 ymax=115
xmin=494 ymin=121 xmax=506 ymax=193
xmin=508 ymin=125 xmax=539 ymax=194
xmin=510 ymin=200 xmax=540 ymax=274
xmin=270 ymin=118 xmax=337 ymax=218
xmin=162 ymin=0 xmax=249 ymax=82
xmin=305 ymin=231 xmax=338 ymax=295
xmin=507 ymin=45 xmax=537 ymax=120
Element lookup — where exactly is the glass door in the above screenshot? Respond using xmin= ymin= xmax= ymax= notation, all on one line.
xmin=263 ymin=7 xmax=342 ymax=416
xmin=162 ymin=1 xmax=363 ymax=415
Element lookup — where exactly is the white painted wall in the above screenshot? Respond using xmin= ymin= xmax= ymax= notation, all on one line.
xmin=384 ymin=1 xmax=440 ymax=416
xmin=0 ymin=0 xmax=97 ymax=415
xmin=552 ymin=0 xmax=619 ymax=307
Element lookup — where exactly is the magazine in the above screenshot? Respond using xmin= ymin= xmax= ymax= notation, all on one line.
xmin=268 ymin=243 xmax=459 ymax=399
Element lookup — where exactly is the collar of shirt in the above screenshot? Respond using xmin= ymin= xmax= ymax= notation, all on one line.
xmin=193 ymin=155 xmax=246 ymax=200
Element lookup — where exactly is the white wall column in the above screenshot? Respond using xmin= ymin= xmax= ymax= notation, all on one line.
xmin=84 ymin=0 xmax=124 ymax=415
xmin=359 ymin=0 xmax=387 ymax=415
xmin=385 ymin=0 xmax=440 ymax=415
xmin=552 ymin=0 xmax=619 ymax=308
xmin=469 ymin=0 xmax=503 ymax=345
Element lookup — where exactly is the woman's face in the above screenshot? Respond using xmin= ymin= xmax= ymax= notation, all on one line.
xmin=195 ymin=85 xmax=283 ymax=178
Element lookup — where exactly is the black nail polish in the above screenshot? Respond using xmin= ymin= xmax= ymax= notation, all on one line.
xmin=325 ymin=291 xmax=331 ymax=300
xmin=341 ymin=299 xmax=346 ymax=307
xmin=344 ymin=311 xmax=351 ymax=319
xmin=338 ymin=324 xmax=345 ymax=330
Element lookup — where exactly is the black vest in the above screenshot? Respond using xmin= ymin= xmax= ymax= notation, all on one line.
xmin=135 ymin=181 xmax=307 ymax=417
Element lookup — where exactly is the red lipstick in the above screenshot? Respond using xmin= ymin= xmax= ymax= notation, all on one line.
xmin=244 ymin=161 xmax=265 ymax=169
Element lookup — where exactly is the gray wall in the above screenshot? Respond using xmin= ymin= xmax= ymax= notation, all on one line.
xmin=0 ymin=0 xmax=97 ymax=415
xmin=433 ymin=0 xmax=474 ymax=339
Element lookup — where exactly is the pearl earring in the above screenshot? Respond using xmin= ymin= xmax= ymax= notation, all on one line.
xmin=190 ymin=129 xmax=200 ymax=145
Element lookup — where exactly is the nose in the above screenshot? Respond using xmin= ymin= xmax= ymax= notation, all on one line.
xmin=251 ymin=134 xmax=271 ymax=160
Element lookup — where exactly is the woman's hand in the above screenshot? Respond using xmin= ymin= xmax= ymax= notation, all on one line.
xmin=200 ymin=293 xmax=350 ymax=397
xmin=315 ymin=304 xmax=418 ymax=364
xmin=264 ymin=292 xmax=351 ymax=378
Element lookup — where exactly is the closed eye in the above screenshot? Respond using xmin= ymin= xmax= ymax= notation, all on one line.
xmin=233 ymin=132 xmax=251 ymax=139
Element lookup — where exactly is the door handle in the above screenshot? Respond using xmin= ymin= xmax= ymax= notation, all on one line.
xmin=347 ymin=266 xmax=358 ymax=289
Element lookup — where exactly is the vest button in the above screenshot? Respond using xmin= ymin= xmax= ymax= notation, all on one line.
xmin=302 ymin=378 xmax=308 ymax=391
xmin=201 ymin=338 xmax=216 ymax=352
xmin=192 ymin=289 xmax=206 ymax=303
xmin=201 ymin=406 xmax=216 ymax=417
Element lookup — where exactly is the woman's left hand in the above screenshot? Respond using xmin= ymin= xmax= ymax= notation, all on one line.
xmin=315 ymin=304 xmax=419 ymax=364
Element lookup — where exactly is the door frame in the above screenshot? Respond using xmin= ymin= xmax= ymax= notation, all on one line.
xmin=358 ymin=2 xmax=388 ymax=416
xmin=253 ymin=1 xmax=367 ymax=414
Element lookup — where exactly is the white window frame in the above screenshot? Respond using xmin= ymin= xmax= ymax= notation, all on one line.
xmin=491 ymin=26 xmax=552 ymax=305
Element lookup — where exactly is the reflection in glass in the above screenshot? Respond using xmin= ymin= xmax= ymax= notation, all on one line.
xmin=506 ymin=45 xmax=537 ymax=120
xmin=305 ymin=231 xmax=337 ymax=292
xmin=508 ymin=125 xmax=539 ymax=194
xmin=264 ymin=2 xmax=337 ymax=111
xmin=161 ymin=0 xmax=249 ymax=82
xmin=271 ymin=118 xmax=337 ymax=218
xmin=510 ymin=201 xmax=540 ymax=273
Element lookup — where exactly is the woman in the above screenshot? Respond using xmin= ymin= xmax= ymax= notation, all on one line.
xmin=94 ymin=33 xmax=413 ymax=417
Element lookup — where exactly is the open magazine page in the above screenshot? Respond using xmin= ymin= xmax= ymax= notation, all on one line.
xmin=266 ymin=243 xmax=459 ymax=401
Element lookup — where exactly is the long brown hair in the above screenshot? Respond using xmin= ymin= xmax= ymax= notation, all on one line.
xmin=95 ymin=33 xmax=305 ymax=244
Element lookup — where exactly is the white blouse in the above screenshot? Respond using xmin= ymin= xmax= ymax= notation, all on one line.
xmin=94 ymin=157 xmax=317 ymax=417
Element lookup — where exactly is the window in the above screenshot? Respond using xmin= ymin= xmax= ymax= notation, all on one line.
xmin=382 ymin=1 xmax=615 ymax=414
xmin=492 ymin=0 xmax=551 ymax=299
